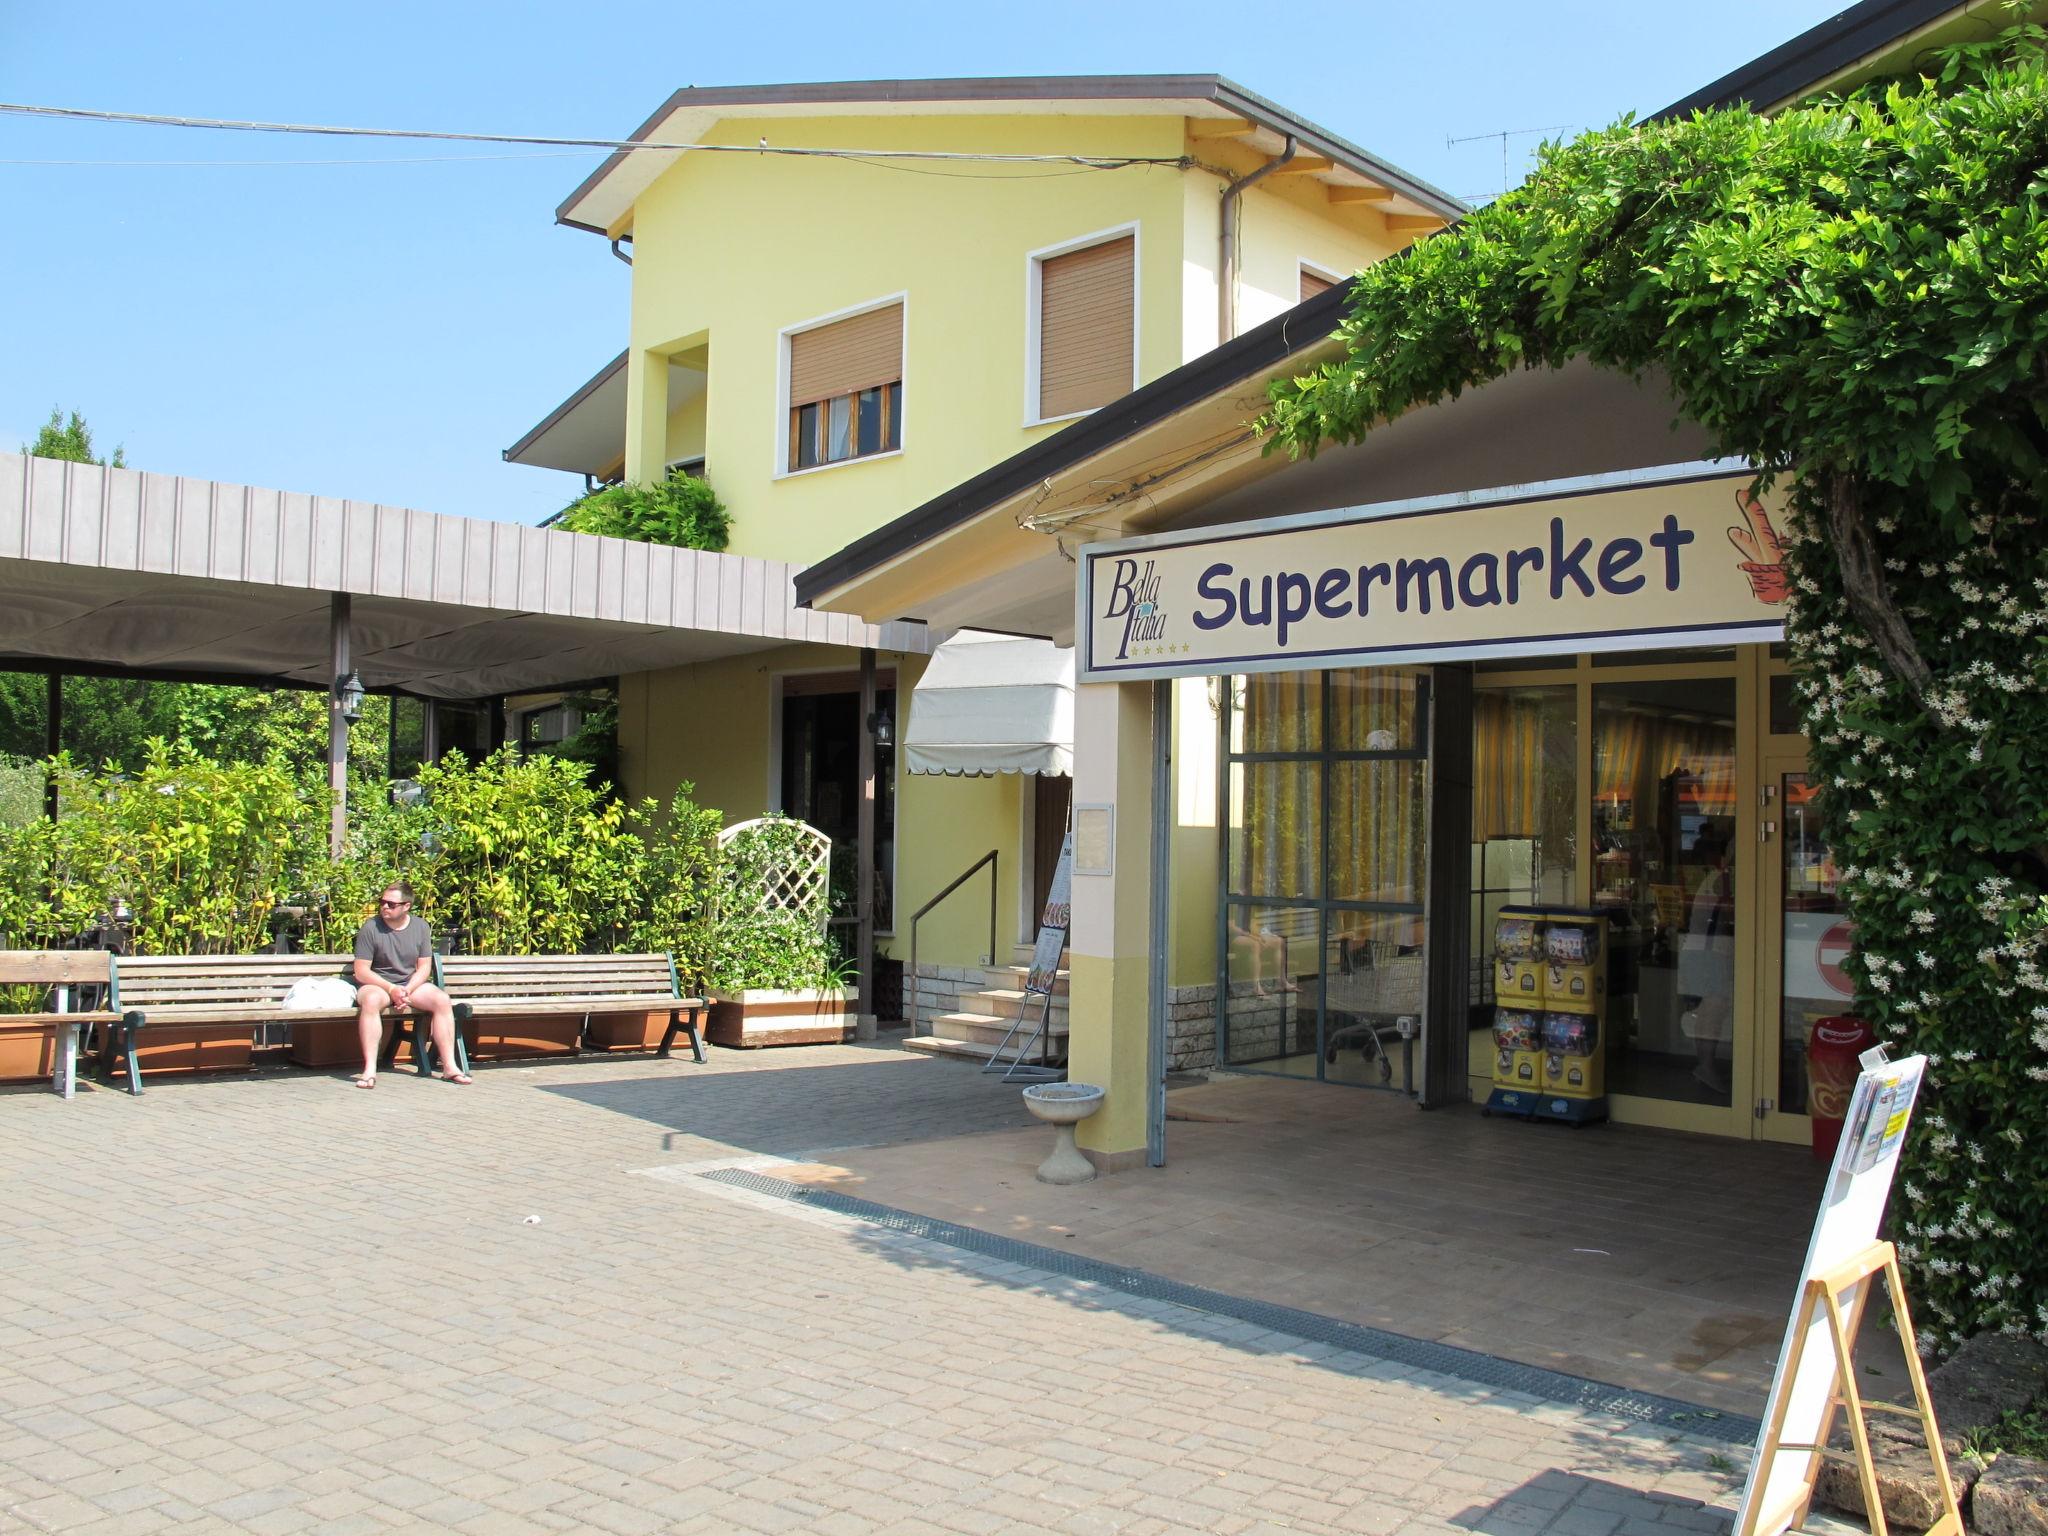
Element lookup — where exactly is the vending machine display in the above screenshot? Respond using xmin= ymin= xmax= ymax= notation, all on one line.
xmin=1485 ymin=907 xmax=1610 ymax=1125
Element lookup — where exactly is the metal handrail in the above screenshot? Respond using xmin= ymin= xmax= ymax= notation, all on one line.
xmin=906 ymin=849 xmax=998 ymax=1037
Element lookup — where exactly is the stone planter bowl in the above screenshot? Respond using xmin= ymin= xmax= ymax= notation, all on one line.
xmin=1022 ymin=1082 xmax=1106 ymax=1185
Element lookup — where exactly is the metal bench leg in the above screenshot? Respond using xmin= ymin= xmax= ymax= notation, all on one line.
xmin=121 ymin=1020 xmax=143 ymax=1096
xmin=54 ymin=1020 xmax=78 ymax=1100
xmin=657 ymin=1008 xmax=707 ymax=1064
xmin=377 ymin=1017 xmax=402 ymax=1072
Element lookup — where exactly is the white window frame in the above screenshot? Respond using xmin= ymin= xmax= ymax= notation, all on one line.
xmin=771 ymin=290 xmax=910 ymax=482
xmin=1023 ymin=220 xmax=1142 ymax=429
xmin=1298 ymin=259 xmax=1346 ymax=302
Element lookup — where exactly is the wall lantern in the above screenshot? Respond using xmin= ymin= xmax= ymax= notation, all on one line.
xmin=867 ymin=706 xmax=894 ymax=750
xmin=335 ymin=671 xmax=366 ymax=725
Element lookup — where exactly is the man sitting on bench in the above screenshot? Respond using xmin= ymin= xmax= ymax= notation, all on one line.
xmin=352 ymin=881 xmax=467 ymax=1089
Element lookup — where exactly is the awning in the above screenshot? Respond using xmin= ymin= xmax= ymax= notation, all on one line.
xmin=903 ymin=630 xmax=1072 ymax=776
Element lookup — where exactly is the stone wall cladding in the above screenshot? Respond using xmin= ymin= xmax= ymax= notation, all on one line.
xmin=909 ymin=965 xmax=977 ymax=1026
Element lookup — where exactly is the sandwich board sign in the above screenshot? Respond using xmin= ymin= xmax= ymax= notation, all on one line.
xmin=1733 ymin=1051 xmax=1936 ymax=1535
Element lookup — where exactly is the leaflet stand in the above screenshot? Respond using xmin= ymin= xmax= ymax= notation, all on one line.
xmin=1738 ymin=1239 xmax=1960 ymax=1536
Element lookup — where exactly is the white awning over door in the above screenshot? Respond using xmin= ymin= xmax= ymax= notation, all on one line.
xmin=903 ymin=629 xmax=1072 ymax=776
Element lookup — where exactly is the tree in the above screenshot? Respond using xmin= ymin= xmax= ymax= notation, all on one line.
xmin=25 ymin=407 xmax=124 ymax=468
xmin=1261 ymin=27 xmax=2048 ymax=1345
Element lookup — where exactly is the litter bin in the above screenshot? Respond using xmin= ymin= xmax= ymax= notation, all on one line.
xmin=1808 ymin=1014 xmax=1876 ymax=1160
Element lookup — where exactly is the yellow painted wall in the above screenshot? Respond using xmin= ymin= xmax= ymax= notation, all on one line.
xmin=626 ymin=112 xmax=1191 ymax=565
xmin=618 ymin=648 xmax=1018 ymax=969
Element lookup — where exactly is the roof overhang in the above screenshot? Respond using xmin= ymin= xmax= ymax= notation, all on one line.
xmin=556 ymin=74 xmax=1464 ymax=238
xmin=0 ymin=452 xmax=925 ymax=700
xmin=503 ymin=352 xmax=708 ymax=479
xmin=1657 ymin=0 xmax=2043 ymax=118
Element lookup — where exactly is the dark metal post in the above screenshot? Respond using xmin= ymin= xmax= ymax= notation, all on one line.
xmin=488 ymin=696 xmax=507 ymax=751
xmin=856 ymin=647 xmax=877 ymax=1032
xmin=327 ymin=595 xmax=351 ymax=860
xmin=1147 ymin=678 xmax=1172 ymax=1167
xmin=43 ymin=671 xmax=60 ymax=822
xmin=422 ymin=697 xmax=440 ymax=765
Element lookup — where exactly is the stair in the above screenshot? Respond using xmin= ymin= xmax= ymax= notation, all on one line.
xmin=904 ymin=950 xmax=1070 ymax=1067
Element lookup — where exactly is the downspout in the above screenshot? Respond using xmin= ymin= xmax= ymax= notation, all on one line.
xmin=1218 ymin=133 xmax=1296 ymax=344
xmin=610 ymin=237 xmax=633 ymax=266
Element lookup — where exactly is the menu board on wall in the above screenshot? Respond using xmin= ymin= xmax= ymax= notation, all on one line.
xmin=1024 ymin=830 xmax=1073 ymax=997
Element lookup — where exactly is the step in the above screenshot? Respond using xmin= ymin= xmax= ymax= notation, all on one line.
xmin=1009 ymin=945 xmax=1072 ymax=969
xmin=961 ymin=988 xmax=1070 ymax=1026
xmin=902 ymin=1034 xmax=1069 ymax=1068
xmin=992 ymin=965 xmax=1069 ymax=994
xmin=930 ymin=1010 xmax=1068 ymax=1050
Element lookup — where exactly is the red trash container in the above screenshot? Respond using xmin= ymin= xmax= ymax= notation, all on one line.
xmin=1808 ymin=1014 xmax=1876 ymax=1160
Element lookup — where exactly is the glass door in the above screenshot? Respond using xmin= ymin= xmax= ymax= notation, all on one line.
xmin=1752 ymin=752 xmax=1849 ymax=1145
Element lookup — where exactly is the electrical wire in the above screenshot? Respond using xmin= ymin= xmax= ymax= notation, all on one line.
xmin=0 ymin=102 xmax=1190 ymax=172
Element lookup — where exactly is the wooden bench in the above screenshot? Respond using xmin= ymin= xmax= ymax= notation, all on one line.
xmin=112 ymin=954 xmax=453 ymax=1094
xmin=435 ymin=953 xmax=707 ymax=1065
xmin=0 ymin=950 xmax=124 ymax=1099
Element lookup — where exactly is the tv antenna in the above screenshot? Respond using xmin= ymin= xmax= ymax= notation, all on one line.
xmin=1447 ymin=123 xmax=1574 ymax=200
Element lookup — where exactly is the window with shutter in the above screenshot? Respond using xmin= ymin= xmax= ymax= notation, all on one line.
xmin=1300 ymin=267 xmax=1339 ymax=302
xmin=1034 ymin=232 xmax=1135 ymax=422
xmin=784 ymin=301 xmax=904 ymax=472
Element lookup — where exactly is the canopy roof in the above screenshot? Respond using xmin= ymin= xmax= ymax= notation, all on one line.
xmin=0 ymin=452 xmax=925 ymax=699
xmin=903 ymin=629 xmax=1072 ymax=777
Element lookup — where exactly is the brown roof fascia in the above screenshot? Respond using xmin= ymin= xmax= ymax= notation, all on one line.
xmin=554 ymin=74 xmax=1464 ymax=232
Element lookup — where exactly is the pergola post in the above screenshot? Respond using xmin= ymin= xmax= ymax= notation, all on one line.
xmin=43 ymin=671 xmax=60 ymax=822
xmin=327 ymin=594 xmax=351 ymax=860
xmin=856 ymin=646 xmax=878 ymax=1037
xmin=422 ymin=697 xmax=440 ymax=765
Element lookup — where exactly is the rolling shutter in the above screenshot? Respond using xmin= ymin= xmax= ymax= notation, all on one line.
xmin=789 ymin=303 xmax=903 ymax=408
xmin=1038 ymin=234 xmax=1134 ymax=419
xmin=1300 ymin=268 xmax=1338 ymax=302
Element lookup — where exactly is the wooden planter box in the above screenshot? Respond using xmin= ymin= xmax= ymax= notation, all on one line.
xmin=0 ymin=1025 xmax=57 ymax=1084
xmin=125 ymin=1028 xmax=254 ymax=1078
xmin=465 ymin=1013 xmax=582 ymax=1062
xmin=586 ymin=1009 xmax=679 ymax=1053
xmin=707 ymin=988 xmax=856 ymax=1048
xmin=290 ymin=1018 xmax=362 ymax=1069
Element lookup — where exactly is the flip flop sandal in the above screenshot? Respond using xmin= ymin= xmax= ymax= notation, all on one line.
xmin=352 ymin=1074 xmax=376 ymax=1090
xmin=438 ymin=1071 xmax=474 ymax=1085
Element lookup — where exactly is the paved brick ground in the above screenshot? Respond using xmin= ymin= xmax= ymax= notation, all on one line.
xmin=2 ymin=1044 xmax=1751 ymax=1534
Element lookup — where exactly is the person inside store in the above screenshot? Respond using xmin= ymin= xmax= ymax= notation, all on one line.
xmin=1677 ymin=824 xmax=1736 ymax=1095
xmin=1228 ymin=911 xmax=1297 ymax=997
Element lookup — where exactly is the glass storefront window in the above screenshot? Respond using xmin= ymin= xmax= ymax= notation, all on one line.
xmin=1222 ymin=901 xmax=1322 ymax=1069
xmin=1219 ymin=667 xmax=1429 ymax=1087
xmin=1328 ymin=670 xmax=1423 ymax=752
xmin=1769 ymin=673 xmax=1804 ymax=736
xmin=1469 ymin=687 xmax=1576 ymax=1011
xmin=1228 ymin=761 xmax=1322 ymax=899
xmin=1329 ymin=760 xmax=1425 ymax=906
xmin=1593 ymin=679 xmax=1738 ymax=1107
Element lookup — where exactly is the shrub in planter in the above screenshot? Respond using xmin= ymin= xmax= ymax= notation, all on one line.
xmin=702 ymin=816 xmax=853 ymax=1047
xmin=554 ymin=470 xmax=730 ymax=551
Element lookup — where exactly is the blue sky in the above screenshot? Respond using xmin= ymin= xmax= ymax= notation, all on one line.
xmin=2 ymin=1 xmax=1847 ymax=527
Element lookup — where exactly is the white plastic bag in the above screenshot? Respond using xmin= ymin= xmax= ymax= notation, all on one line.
xmin=281 ymin=977 xmax=358 ymax=1011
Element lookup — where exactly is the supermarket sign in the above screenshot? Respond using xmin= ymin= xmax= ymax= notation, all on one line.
xmin=1078 ymin=465 xmax=1788 ymax=682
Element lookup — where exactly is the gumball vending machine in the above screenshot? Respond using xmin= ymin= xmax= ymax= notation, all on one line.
xmin=1536 ymin=909 xmax=1608 ymax=1125
xmin=1485 ymin=907 xmax=1550 ymax=1117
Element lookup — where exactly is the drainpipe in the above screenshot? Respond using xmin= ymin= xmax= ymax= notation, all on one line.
xmin=1218 ymin=133 xmax=1296 ymax=344
xmin=609 ymin=237 xmax=633 ymax=266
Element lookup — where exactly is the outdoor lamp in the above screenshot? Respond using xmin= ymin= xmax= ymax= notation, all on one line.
xmin=335 ymin=671 xmax=366 ymax=725
xmin=867 ymin=707 xmax=894 ymax=749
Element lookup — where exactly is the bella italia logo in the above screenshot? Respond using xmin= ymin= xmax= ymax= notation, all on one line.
xmin=1101 ymin=557 xmax=1172 ymax=660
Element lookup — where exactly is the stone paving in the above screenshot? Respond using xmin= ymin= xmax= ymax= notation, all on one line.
xmin=2 ymin=1043 xmax=1755 ymax=1534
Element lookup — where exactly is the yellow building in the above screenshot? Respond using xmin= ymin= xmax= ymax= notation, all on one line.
xmin=799 ymin=5 xmax=2044 ymax=1159
xmin=503 ymin=78 xmax=1459 ymax=1021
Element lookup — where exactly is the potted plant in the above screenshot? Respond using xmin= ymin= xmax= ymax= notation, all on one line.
xmin=702 ymin=817 xmax=856 ymax=1047
xmin=595 ymin=783 xmax=724 ymax=1051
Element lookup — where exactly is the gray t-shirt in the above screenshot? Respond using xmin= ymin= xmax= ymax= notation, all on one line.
xmin=354 ymin=914 xmax=432 ymax=987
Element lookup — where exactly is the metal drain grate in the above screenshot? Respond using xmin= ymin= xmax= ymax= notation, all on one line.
xmin=698 ymin=1166 xmax=1760 ymax=1446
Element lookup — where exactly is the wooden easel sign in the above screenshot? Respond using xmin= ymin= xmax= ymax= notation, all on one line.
xmin=1733 ymin=1051 xmax=1962 ymax=1536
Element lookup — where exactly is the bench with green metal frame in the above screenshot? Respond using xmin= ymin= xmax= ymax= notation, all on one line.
xmin=1 ymin=950 xmax=125 ymax=1100
xmin=112 ymin=954 xmax=452 ymax=1094
xmin=434 ymin=952 xmax=707 ymax=1066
